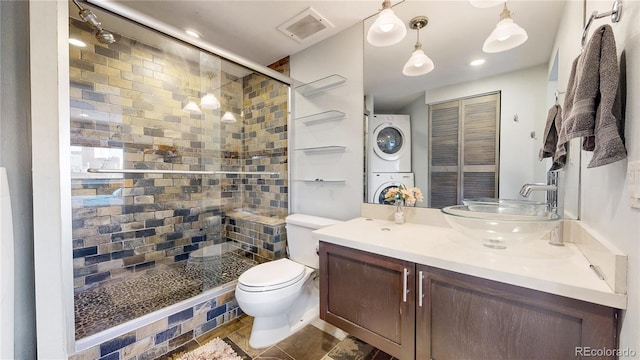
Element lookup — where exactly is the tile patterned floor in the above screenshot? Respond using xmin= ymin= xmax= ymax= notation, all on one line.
xmin=157 ymin=316 xmax=397 ymax=360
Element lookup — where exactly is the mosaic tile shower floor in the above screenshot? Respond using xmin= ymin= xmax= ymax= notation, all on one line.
xmin=159 ymin=316 xmax=398 ymax=360
xmin=74 ymin=253 xmax=256 ymax=339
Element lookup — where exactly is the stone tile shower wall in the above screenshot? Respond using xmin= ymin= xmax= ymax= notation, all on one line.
xmin=221 ymin=59 xmax=290 ymax=264
xmin=69 ymin=18 xmax=289 ymax=297
xmin=241 ymin=71 xmax=288 ymax=217
xmin=70 ymin=291 xmax=242 ymax=360
xmin=70 ymin=19 xmax=227 ymax=293
xmin=226 ymin=212 xmax=287 ymax=263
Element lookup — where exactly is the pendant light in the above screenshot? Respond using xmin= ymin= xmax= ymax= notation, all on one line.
xmin=200 ymin=72 xmax=221 ymax=110
xmin=402 ymin=16 xmax=434 ymax=77
xmin=182 ymin=99 xmax=202 ymax=114
xmin=482 ymin=2 xmax=528 ymax=53
xmin=220 ymin=94 xmax=237 ymax=123
xmin=221 ymin=111 xmax=237 ymax=123
xmin=182 ymin=77 xmax=202 ymax=114
xmin=201 ymin=93 xmax=221 ymax=109
xmin=367 ymin=0 xmax=406 ymax=47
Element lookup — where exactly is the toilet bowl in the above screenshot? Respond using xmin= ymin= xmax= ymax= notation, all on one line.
xmin=235 ymin=214 xmax=341 ymax=349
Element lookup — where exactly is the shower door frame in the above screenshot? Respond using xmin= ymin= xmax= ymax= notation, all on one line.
xmin=30 ymin=1 xmax=294 ymax=357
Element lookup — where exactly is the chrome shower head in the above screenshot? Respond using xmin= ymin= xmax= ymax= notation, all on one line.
xmin=72 ymin=0 xmax=116 ymax=44
xmin=95 ymin=29 xmax=116 ymax=45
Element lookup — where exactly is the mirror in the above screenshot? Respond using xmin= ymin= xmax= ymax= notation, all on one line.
xmin=363 ymin=0 xmax=580 ymax=219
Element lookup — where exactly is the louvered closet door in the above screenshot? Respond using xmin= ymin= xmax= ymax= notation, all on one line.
xmin=429 ymin=100 xmax=460 ymax=208
xmin=429 ymin=93 xmax=499 ymax=208
xmin=461 ymin=94 xmax=499 ymax=200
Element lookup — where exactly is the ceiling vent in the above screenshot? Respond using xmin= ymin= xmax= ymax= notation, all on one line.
xmin=277 ymin=7 xmax=334 ymax=43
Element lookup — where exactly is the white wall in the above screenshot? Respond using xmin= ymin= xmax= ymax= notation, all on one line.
xmin=551 ymin=0 xmax=639 ymax=352
xmin=0 ymin=1 xmax=37 ymax=358
xmin=400 ymin=96 xmax=429 ymax=204
xmin=577 ymin=0 xmax=639 ymax=353
xmin=423 ymin=65 xmax=549 ymax=201
xmin=290 ymin=24 xmax=364 ymax=221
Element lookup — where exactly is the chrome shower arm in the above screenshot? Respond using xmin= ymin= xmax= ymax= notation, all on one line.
xmin=70 ymin=0 xmax=116 ymax=44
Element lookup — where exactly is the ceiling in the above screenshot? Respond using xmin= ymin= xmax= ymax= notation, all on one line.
xmin=88 ymin=0 xmax=568 ymax=112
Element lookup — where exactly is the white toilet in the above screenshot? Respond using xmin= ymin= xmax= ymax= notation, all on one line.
xmin=235 ymin=214 xmax=341 ymax=349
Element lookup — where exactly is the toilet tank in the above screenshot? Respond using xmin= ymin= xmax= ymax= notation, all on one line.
xmin=286 ymin=214 xmax=342 ymax=269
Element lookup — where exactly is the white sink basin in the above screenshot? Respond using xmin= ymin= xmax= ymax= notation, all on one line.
xmin=442 ymin=204 xmax=561 ymax=249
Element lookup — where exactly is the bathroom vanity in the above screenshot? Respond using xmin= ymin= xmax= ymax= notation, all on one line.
xmin=314 ymin=217 xmax=625 ymax=360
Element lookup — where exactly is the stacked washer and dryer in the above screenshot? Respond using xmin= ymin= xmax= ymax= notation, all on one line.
xmin=367 ymin=114 xmax=415 ymax=204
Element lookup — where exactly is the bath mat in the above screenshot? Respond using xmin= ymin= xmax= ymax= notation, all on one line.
xmin=178 ymin=337 xmax=242 ymax=360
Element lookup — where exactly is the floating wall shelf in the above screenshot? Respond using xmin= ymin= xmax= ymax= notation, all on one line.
xmin=295 ymin=110 xmax=346 ymax=125
xmin=295 ymin=145 xmax=347 ymax=153
xmin=296 ymin=74 xmax=347 ymax=97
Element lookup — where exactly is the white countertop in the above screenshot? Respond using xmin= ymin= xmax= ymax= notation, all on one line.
xmin=312 ymin=217 xmax=627 ymax=309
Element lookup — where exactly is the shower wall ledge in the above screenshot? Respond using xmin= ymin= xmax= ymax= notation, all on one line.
xmin=226 ymin=210 xmax=286 ymax=226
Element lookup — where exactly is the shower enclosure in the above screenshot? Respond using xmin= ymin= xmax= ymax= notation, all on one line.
xmin=69 ymin=8 xmax=289 ymax=343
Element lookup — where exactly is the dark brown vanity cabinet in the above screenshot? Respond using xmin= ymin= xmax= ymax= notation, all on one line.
xmin=319 ymin=242 xmax=619 ymax=360
xmin=417 ymin=266 xmax=619 ymax=360
xmin=319 ymin=242 xmax=416 ymax=359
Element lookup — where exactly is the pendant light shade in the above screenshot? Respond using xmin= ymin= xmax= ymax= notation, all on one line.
xmin=403 ymin=47 xmax=434 ymax=76
xmin=367 ymin=0 xmax=407 ymax=47
xmin=482 ymin=2 xmax=528 ymax=53
xmin=183 ymin=100 xmax=202 ymax=114
xmin=402 ymin=16 xmax=434 ymax=77
xmin=221 ymin=111 xmax=237 ymax=123
xmin=200 ymin=93 xmax=221 ymax=109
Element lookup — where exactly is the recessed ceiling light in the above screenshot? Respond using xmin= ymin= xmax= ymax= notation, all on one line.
xmin=69 ymin=38 xmax=87 ymax=47
xmin=470 ymin=59 xmax=486 ymax=66
xmin=184 ymin=29 xmax=203 ymax=39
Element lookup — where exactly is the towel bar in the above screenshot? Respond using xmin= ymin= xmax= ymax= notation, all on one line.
xmin=581 ymin=0 xmax=622 ymax=48
xmin=86 ymin=168 xmax=279 ymax=176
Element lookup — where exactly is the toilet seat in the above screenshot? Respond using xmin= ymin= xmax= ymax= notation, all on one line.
xmin=238 ymin=258 xmax=306 ymax=292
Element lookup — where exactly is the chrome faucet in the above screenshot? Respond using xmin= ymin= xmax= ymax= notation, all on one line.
xmin=519 ymin=184 xmax=557 ymax=198
xmin=519 ymin=172 xmax=563 ymax=246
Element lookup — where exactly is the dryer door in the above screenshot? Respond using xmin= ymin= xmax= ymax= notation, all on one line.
xmin=372 ymin=123 xmax=405 ymax=161
xmin=374 ymin=181 xmax=402 ymax=204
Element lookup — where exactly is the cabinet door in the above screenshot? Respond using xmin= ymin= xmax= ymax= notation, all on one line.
xmin=416 ymin=265 xmax=618 ymax=360
xmin=319 ymin=242 xmax=415 ymax=360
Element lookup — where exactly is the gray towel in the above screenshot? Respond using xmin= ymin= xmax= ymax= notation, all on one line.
xmin=539 ymin=104 xmax=565 ymax=170
xmin=554 ymin=56 xmax=580 ymax=167
xmin=557 ymin=24 xmax=626 ymax=168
